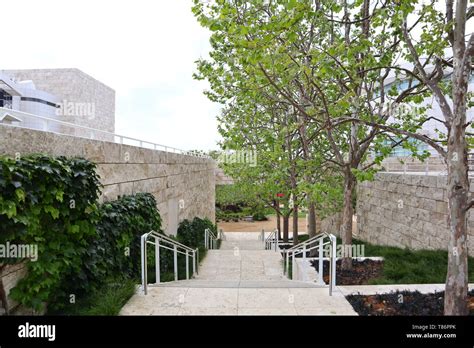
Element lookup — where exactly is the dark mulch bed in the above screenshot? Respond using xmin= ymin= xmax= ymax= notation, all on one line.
xmin=347 ymin=290 xmax=474 ymax=316
xmin=310 ymin=259 xmax=384 ymax=285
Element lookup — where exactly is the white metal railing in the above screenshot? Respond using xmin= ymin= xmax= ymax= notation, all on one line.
xmin=283 ymin=232 xmax=337 ymax=296
xmin=0 ymin=107 xmax=211 ymax=159
xmin=375 ymin=151 xmax=474 ymax=176
xmin=264 ymin=229 xmax=279 ymax=251
xmin=141 ymin=230 xmax=199 ymax=295
xmin=204 ymin=228 xmax=219 ymax=249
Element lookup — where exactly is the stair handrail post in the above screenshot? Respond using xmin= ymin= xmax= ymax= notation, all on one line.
xmin=155 ymin=236 xmax=161 ymax=284
xmin=141 ymin=233 xmax=148 ymax=295
xmin=196 ymin=248 xmax=199 ymax=274
xmin=318 ymin=237 xmax=324 ymax=285
xmin=291 ymin=251 xmax=295 ymax=280
xmin=186 ymin=250 xmax=190 ymax=280
xmin=192 ymin=249 xmax=196 ymax=276
xmin=174 ymin=245 xmax=178 ymax=281
xmin=329 ymin=234 xmax=337 ymax=296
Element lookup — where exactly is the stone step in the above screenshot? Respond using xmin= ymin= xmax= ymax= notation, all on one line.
xmin=147 ymin=279 xmax=326 ymax=288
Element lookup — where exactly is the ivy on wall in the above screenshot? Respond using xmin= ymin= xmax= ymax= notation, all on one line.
xmin=54 ymin=192 xmax=163 ymax=312
xmin=0 ymin=154 xmax=213 ymax=313
xmin=0 ymin=155 xmax=101 ymax=311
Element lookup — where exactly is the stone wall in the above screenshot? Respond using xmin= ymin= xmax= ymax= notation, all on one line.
xmin=0 ymin=126 xmax=216 ymax=232
xmin=215 ymin=167 xmax=234 ymax=185
xmin=356 ymin=173 xmax=474 ymax=255
xmin=319 ymin=212 xmax=342 ymax=236
xmin=0 ymin=125 xmax=216 ymax=314
xmin=0 ymin=263 xmax=28 ymax=315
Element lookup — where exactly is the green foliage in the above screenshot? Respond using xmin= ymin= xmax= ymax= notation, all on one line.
xmin=216 ymin=184 xmax=254 ymax=207
xmin=49 ymin=276 xmax=136 ymax=316
xmin=177 ymin=217 xmax=216 ymax=249
xmin=51 ymin=192 xmax=162 ymax=311
xmin=216 ymin=184 xmax=269 ymax=221
xmin=146 ymin=217 xmax=217 ymax=283
xmin=0 ymin=155 xmax=101 ymax=311
xmin=252 ymin=210 xmax=268 ymax=221
xmin=0 ymin=154 xmax=165 ymax=313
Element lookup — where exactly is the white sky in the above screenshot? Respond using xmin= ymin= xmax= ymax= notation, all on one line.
xmin=1 ymin=0 xmax=222 ymax=151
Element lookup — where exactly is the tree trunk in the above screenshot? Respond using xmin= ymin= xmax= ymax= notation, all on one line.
xmin=444 ymin=3 xmax=470 ymax=313
xmin=283 ymin=215 xmax=289 ymax=243
xmin=307 ymin=201 xmax=317 ymax=238
xmin=444 ymin=135 xmax=469 ymax=315
xmin=308 ymin=201 xmax=318 ymax=256
xmin=275 ymin=200 xmax=281 ymax=240
xmin=292 ymin=204 xmax=299 ymax=246
xmin=341 ymin=170 xmax=356 ymax=270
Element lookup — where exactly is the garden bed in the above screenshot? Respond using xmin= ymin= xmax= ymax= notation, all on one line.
xmin=310 ymin=259 xmax=384 ymax=285
xmin=347 ymin=290 xmax=474 ymax=316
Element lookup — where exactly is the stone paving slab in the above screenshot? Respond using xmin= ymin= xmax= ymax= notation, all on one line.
xmin=196 ymin=249 xmax=286 ymax=282
xmin=120 ymin=286 xmax=357 ymax=316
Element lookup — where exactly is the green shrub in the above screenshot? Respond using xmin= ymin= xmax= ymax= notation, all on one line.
xmin=177 ymin=217 xmax=217 ymax=249
xmin=216 ymin=184 xmax=271 ymax=222
xmin=252 ymin=211 xmax=268 ymax=221
xmin=216 ymin=184 xmax=253 ymax=208
xmin=0 ymin=155 xmax=101 ymax=311
xmin=49 ymin=276 xmax=137 ymax=316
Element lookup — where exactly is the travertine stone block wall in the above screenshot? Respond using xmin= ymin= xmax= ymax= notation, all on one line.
xmin=356 ymin=173 xmax=474 ymax=255
xmin=0 ymin=126 xmax=216 ymax=233
xmin=319 ymin=212 xmax=342 ymax=236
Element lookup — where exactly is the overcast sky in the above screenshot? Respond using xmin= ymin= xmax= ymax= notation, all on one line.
xmin=2 ymin=0 xmax=221 ymax=151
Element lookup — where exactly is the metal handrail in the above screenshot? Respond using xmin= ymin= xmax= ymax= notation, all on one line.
xmin=204 ymin=228 xmax=219 ymax=249
xmin=0 ymin=107 xmax=212 ymax=159
xmin=141 ymin=230 xmax=199 ymax=295
xmin=283 ymin=232 xmax=337 ymax=296
xmin=285 ymin=231 xmax=329 ymax=253
xmin=264 ymin=229 xmax=279 ymax=251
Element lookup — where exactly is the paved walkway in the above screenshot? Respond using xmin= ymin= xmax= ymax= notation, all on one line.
xmin=120 ymin=232 xmax=357 ymax=315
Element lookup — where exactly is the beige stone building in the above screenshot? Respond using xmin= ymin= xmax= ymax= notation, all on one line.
xmin=0 ymin=68 xmax=115 ymax=134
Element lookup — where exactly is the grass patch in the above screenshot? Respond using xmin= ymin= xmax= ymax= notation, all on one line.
xmin=50 ymin=277 xmax=137 ymax=315
xmin=284 ymin=237 xmax=474 ymax=284
xmin=350 ymin=238 xmax=474 ymax=284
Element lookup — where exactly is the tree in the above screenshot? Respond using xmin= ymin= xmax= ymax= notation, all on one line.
xmin=329 ymin=0 xmax=473 ymax=314
xmin=382 ymin=0 xmax=473 ymax=315
xmin=193 ymin=0 xmax=473 ymax=314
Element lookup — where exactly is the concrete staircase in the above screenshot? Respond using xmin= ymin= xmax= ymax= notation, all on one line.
xmin=120 ymin=232 xmax=357 ymax=315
